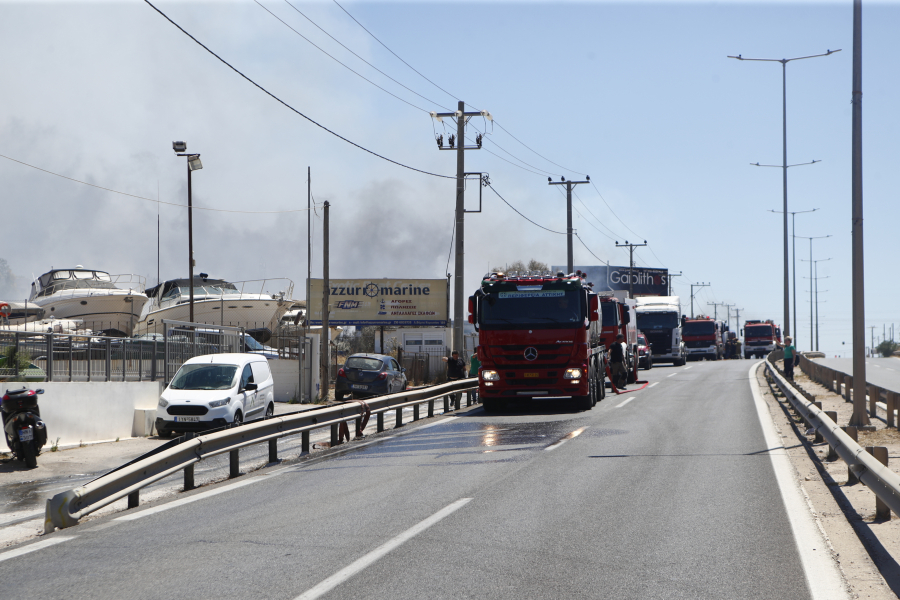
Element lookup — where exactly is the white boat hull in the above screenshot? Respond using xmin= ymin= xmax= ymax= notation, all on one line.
xmin=133 ymin=297 xmax=290 ymax=337
xmin=30 ymin=294 xmax=148 ymax=335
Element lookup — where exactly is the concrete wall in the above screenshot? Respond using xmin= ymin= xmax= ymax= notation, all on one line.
xmin=33 ymin=382 xmax=163 ymax=448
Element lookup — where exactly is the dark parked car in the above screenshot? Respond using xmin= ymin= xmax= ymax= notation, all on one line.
xmin=335 ymin=354 xmax=408 ymax=400
xmin=637 ymin=333 xmax=653 ymax=370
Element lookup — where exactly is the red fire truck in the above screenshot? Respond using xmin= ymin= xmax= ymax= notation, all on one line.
xmin=597 ymin=293 xmax=638 ymax=386
xmin=469 ymin=271 xmax=606 ymax=412
xmin=742 ymin=319 xmax=779 ymax=359
xmin=682 ymin=316 xmax=724 ymax=361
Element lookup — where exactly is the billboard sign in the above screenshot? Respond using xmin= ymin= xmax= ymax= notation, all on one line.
xmin=552 ymin=265 xmax=669 ymax=296
xmin=307 ymin=278 xmax=449 ymax=326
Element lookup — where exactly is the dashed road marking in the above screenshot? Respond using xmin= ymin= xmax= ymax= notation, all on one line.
xmin=294 ymin=498 xmax=473 ymax=600
xmin=648 ymin=382 xmax=659 ymax=388
xmin=615 ymin=397 xmax=636 ymax=408
xmin=0 ymin=536 xmax=75 ymax=564
xmin=667 ymin=373 xmax=676 ymax=378
xmin=544 ymin=427 xmax=588 ymax=451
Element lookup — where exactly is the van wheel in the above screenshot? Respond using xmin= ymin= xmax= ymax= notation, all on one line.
xmin=232 ymin=411 xmax=243 ymax=427
xmin=158 ymin=429 xmax=173 ymax=438
xmin=265 ymin=403 xmax=274 ymax=419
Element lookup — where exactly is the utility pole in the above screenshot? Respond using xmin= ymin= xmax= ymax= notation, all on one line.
xmin=796 ymin=234 xmax=830 ymax=351
xmin=689 ymin=282 xmax=710 ymax=318
xmin=668 ymin=271 xmax=682 ymax=296
xmin=301 ymin=166 xmax=310 ymax=403
xmin=615 ymin=240 xmax=648 ymax=298
xmin=730 ymin=48 xmax=840 ymax=341
xmin=432 ymin=102 xmax=488 ymax=354
xmin=733 ymin=308 xmax=743 ymax=336
xmin=549 ymin=176 xmax=591 ymax=273
xmin=320 ymin=201 xmax=330 ymax=401
xmin=722 ymin=303 xmax=735 ymax=332
xmin=707 ymin=302 xmax=727 ymax=321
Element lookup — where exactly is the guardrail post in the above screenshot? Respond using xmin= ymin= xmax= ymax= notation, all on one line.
xmin=128 ymin=490 xmax=139 ymax=509
xmin=812 ymin=402 xmax=823 ymax=443
xmin=413 ymin=403 xmax=420 ymax=421
xmin=230 ymin=449 xmax=240 ymax=478
xmin=395 ymin=407 xmax=403 ymax=428
xmin=331 ymin=423 xmax=339 ymax=446
xmin=268 ymin=438 xmax=278 ymax=463
xmin=466 ymin=390 xmax=472 ymax=407
xmin=823 ymin=411 xmax=837 ymax=457
xmin=183 ymin=432 xmax=195 ymax=490
xmin=377 ymin=412 xmax=384 ymax=433
xmin=301 ymin=430 xmax=310 ymax=454
xmin=869 ymin=385 xmax=879 ymax=419
xmin=454 ymin=391 xmax=461 ymax=411
xmin=428 ymin=398 xmax=434 ymax=418
xmin=889 ymin=392 xmax=897 ymax=429
xmin=866 ymin=446 xmax=891 ymax=520
xmin=842 ymin=426 xmax=859 ymax=484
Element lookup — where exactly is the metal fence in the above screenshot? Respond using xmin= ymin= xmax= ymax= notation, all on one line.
xmin=0 ymin=320 xmax=313 ymax=385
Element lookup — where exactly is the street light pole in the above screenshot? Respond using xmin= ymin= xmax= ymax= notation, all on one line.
xmin=729 ymin=48 xmax=840 ymax=340
xmin=768 ymin=207 xmax=818 ymax=350
xmin=173 ymin=142 xmax=202 ymax=323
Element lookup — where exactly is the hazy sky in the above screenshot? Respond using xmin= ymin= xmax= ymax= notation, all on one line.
xmin=1 ymin=0 xmax=898 ymax=357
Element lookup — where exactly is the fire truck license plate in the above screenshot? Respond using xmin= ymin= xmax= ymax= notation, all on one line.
xmin=523 ymin=373 xmax=539 ymax=378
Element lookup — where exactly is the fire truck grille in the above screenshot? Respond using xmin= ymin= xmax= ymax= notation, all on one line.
xmin=506 ymin=378 xmax=557 ymax=386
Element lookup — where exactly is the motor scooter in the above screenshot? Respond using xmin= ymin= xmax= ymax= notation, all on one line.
xmin=2 ymin=387 xmax=48 ymax=468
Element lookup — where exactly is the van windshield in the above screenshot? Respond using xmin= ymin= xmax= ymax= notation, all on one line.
xmin=170 ymin=364 xmax=238 ymax=390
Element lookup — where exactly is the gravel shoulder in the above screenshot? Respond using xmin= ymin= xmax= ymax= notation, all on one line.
xmin=756 ymin=361 xmax=900 ymax=599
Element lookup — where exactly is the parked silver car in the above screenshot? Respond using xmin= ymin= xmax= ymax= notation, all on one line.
xmin=335 ymin=354 xmax=407 ymax=400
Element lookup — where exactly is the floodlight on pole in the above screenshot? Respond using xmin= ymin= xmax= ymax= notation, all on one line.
xmin=173 ymin=141 xmax=202 ymax=323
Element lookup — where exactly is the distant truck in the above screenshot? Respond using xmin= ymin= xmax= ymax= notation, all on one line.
xmin=742 ymin=319 xmax=779 ymax=359
xmin=635 ymin=296 xmax=686 ymax=366
xmin=469 ymin=271 xmax=606 ymax=412
xmin=597 ymin=292 xmax=639 ymax=384
xmin=682 ymin=316 xmax=725 ymax=361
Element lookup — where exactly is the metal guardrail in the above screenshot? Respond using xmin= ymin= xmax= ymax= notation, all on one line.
xmin=45 ymin=378 xmax=478 ymax=531
xmin=798 ymin=353 xmax=899 ymax=426
xmin=764 ymin=352 xmax=900 ymax=518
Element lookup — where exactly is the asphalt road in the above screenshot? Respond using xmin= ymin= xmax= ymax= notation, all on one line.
xmin=816 ymin=357 xmax=900 ymax=394
xmin=0 ymin=360 xmax=831 ymax=599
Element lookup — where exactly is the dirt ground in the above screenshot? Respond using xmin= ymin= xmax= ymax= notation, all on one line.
xmin=759 ymin=360 xmax=900 ymax=599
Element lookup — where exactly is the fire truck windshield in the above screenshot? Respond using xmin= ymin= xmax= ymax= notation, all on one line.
xmin=480 ymin=289 xmax=585 ymax=329
xmin=636 ymin=312 xmax=679 ymax=330
xmin=601 ymin=303 xmax=618 ymax=327
xmin=745 ymin=325 xmax=773 ymax=338
xmin=683 ymin=321 xmax=716 ymax=335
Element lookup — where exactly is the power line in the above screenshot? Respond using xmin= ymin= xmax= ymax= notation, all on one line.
xmin=256 ymin=0 xmax=436 ymax=114
xmin=445 ymin=213 xmax=455 ymax=275
xmin=486 ymin=183 xmax=565 ymax=235
xmin=0 ymin=152 xmax=313 ymax=214
xmin=331 ymin=0 xmax=459 ymax=103
xmin=143 ymin=0 xmax=454 ymax=180
xmin=574 ymin=232 xmax=606 ymax=263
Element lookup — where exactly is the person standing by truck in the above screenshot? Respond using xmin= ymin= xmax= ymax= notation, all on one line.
xmin=780 ymin=336 xmax=797 ymax=379
xmin=609 ymin=334 xmax=628 ymax=389
xmin=443 ymin=351 xmax=467 ymax=407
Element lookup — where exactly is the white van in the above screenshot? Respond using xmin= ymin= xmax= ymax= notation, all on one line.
xmin=155 ymin=353 xmax=275 ymax=437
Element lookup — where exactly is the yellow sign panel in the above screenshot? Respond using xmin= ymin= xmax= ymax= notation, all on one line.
xmin=307 ymin=279 xmax=448 ymax=326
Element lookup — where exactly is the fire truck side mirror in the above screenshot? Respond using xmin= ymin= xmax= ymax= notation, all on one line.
xmin=588 ymin=295 xmax=599 ymax=321
xmin=740 ymin=328 xmax=744 ymax=335
xmin=467 ymin=296 xmax=475 ymax=324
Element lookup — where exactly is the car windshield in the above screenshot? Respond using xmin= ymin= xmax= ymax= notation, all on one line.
xmin=745 ymin=325 xmax=773 ymax=338
xmin=638 ymin=335 xmax=647 ymax=345
xmin=480 ymin=289 xmax=585 ymax=329
xmin=683 ymin=321 xmax=716 ymax=335
xmin=244 ymin=336 xmax=265 ymax=351
xmin=169 ymin=364 xmax=238 ymax=390
xmin=636 ymin=311 xmax=679 ymax=330
xmin=346 ymin=357 xmax=384 ymax=370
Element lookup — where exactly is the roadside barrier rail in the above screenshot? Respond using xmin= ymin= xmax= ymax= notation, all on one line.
xmin=45 ymin=379 xmax=477 ymax=531
xmin=798 ymin=353 xmax=898 ymax=425
xmin=765 ymin=353 xmax=900 ymax=519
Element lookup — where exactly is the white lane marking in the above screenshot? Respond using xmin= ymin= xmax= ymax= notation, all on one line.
xmin=648 ymin=382 xmax=659 ymax=388
xmin=667 ymin=373 xmax=676 ymax=377
xmin=0 ymin=536 xmax=75 ymax=564
xmin=115 ymin=475 xmax=270 ymax=521
xmin=684 ymin=365 xmax=693 ymax=370
xmin=544 ymin=427 xmax=588 ymax=451
xmin=294 ymin=498 xmax=473 ymax=600
xmin=749 ymin=362 xmax=848 ymax=600
xmin=615 ymin=396 xmax=636 ymax=408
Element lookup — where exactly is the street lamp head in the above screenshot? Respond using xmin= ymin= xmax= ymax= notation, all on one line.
xmin=188 ymin=155 xmax=203 ymax=171
xmin=172 ymin=141 xmax=186 ymax=153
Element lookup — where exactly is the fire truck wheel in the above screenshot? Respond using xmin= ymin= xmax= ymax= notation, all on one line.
xmin=626 ymin=364 xmax=636 ymax=384
xmin=576 ymin=392 xmax=593 ymax=411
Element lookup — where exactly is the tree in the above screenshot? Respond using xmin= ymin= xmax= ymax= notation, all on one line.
xmin=489 ymin=259 xmax=549 ymax=274
xmin=876 ymin=339 xmax=899 ymax=358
